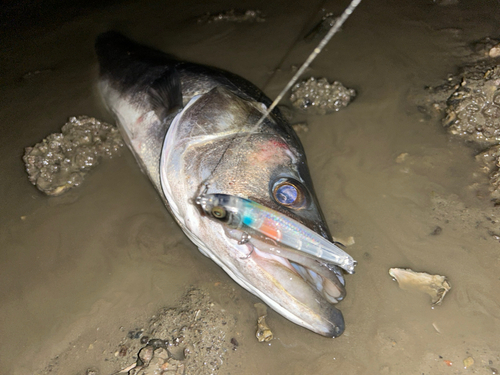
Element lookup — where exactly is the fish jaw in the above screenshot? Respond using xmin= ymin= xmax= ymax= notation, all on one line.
xmin=165 ymin=197 xmax=345 ymax=337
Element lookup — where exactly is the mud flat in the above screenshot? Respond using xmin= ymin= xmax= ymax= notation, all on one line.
xmin=38 ymin=288 xmax=239 ymax=375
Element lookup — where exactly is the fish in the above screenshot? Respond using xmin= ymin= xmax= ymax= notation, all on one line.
xmin=95 ymin=31 xmax=355 ymax=337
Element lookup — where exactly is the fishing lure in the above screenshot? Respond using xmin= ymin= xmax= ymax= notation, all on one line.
xmin=196 ymin=193 xmax=357 ymax=274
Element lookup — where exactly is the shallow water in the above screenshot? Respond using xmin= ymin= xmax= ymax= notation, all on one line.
xmin=1 ymin=0 xmax=500 ymax=374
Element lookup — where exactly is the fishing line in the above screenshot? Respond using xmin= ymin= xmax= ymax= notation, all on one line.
xmin=260 ymin=0 xmax=330 ymax=91
xmin=200 ymin=0 xmax=362 ymax=192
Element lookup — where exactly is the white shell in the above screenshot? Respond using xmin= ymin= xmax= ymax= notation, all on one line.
xmin=389 ymin=268 xmax=451 ymax=305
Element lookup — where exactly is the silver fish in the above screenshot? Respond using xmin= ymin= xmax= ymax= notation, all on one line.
xmin=95 ymin=31 xmax=354 ymax=337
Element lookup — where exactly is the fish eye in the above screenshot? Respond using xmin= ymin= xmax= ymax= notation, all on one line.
xmin=276 ymin=184 xmax=298 ymax=204
xmin=272 ymin=178 xmax=307 ymax=209
xmin=211 ymin=206 xmax=227 ymax=219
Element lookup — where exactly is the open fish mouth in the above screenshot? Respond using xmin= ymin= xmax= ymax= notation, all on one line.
xmin=224 ymin=227 xmax=346 ymax=304
xmin=196 ymin=192 xmax=355 ymax=337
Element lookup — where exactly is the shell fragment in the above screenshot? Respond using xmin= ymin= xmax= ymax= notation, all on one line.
xmin=389 ymin=268 xmax=451 ymax=305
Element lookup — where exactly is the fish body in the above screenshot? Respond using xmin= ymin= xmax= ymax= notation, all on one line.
xmin=96 ymin=31 xmax=352 ymax=337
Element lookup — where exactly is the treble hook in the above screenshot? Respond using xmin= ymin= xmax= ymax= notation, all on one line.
xmin=240 ymin=247 xmax=254 ymax=260
xmin=238 ymin=232 xmax=254 ymax=259
xmin=238 ymin=232 xmax=251 ymax=245
xmin=195 ymin=183 xmax=209 ymax=205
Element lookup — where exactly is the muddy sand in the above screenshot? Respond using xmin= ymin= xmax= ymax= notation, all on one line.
xmin=1 ymin=0 xmax=500 ymax=374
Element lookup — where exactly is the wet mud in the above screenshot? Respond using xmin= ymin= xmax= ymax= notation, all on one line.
xmin=38 ymin=288 xmax=238 ymax=375
xmin=1 ymin=0 xmax=500 ymax=374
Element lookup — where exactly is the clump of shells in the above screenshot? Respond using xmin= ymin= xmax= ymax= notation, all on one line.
xmin=290 ymin=77 xmax=356 ymax=115
xmin=443 ymin=66 xmax=500 ymax=145
xmin=23 ymin=116 xmax=123 ymax=196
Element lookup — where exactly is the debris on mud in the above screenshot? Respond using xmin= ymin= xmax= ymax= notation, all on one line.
xmin=463 ymin=356 xmax=475 ymax=369
xmin=417 ymin=62 xmax=500 ymax=145
xmin=197 ymin=9 xmax=265 ymax=23
xmin=431 ymin=191 xmax=500 ymax=243
xmin=254 ymin=303 xmax=273 ymax=342
xmin=443 ymin=66 xmax=500 ymax=145
xmin=389 ymin=268 xmax=451 ymax=305
xmin=438 ymin=63 xmax=500 ymax=197
xmin=415 ymin=35 xmax=500 ymax=145
xmin=114 ymin=346 xmax=185 ymax=375
xmin=304 ymin=13 xmax=339 ymax=42
xmin=415 ymin=38 xmax=500 ymax=198
xmin=290 ymin=77 xmax=356 ymax=115
xmin=23 ymin=116 xmax=123 ymax=196
xmin=112 ymin=288 xmax=237 ymax=375
xmin=292 ymin=123 xmax=309 ymax=133
xmin=471 ymin=37 xmax=500 ymax=59
xmin=22 ymin=68 xmax=53 ymax=80
xmin=475 ymin=145 xmax=500 ymax=199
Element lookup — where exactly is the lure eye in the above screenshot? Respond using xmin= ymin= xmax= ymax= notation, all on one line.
xmin=211 ymin=206 xmax=227 ymax=219
xmin=272 ymin=178 xmax=307 ymax=209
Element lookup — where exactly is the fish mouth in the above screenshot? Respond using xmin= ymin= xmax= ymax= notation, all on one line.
xmin=196 ymin=192 xmax=351 ymax=336
xmin=224 ymin=227 xmax=347 ymax=337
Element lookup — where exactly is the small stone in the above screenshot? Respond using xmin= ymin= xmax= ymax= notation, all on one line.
xmin=395 ymin=153 xmax=409 ymax=163
xmin=292 ymin=123 xmax=309 ymax=133
xmin=118 ymin=345 xmax=128 ymax=357
xmin=489 ymin=44 xmax=500 ymax=58
xmin=138 ymin=345 xmax=154 ymax=365
xmin=256 ymin=316 xmax=274 ymax=342
xmin=431 ymin=226 xmax=442 ymax=235
xmin=340 ymin=236 xmax=355 ymax=246
xmin=154 ymin=347 xmax=170 ymax=361
xmin=254 ymin=303 xmax=274 ymax=342
xmin=148 ymin=338 xmax=167 ymax=350
xmin=463 ymin=356 xmax=474 ymax=369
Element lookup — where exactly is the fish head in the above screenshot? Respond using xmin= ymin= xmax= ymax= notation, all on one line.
xmin=161 ymin=85 xmax=349 ymax=337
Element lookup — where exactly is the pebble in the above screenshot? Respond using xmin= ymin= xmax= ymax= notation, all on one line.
xmin=463 ymin=356 xmax=474 ymax=369
xmin=489 ymin=44 xmax=500 ymax=58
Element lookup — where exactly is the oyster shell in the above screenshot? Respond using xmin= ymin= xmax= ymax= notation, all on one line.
xmin=389 ymin=268 xmax=451 ymax=305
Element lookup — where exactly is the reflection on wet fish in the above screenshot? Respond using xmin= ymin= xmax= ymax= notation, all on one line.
xmin=96 ymin=31 xmax=355 ymax=337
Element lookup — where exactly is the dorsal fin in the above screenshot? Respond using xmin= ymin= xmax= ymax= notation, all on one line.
xmin=148 ymin=67 xmax=183 ymax=120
